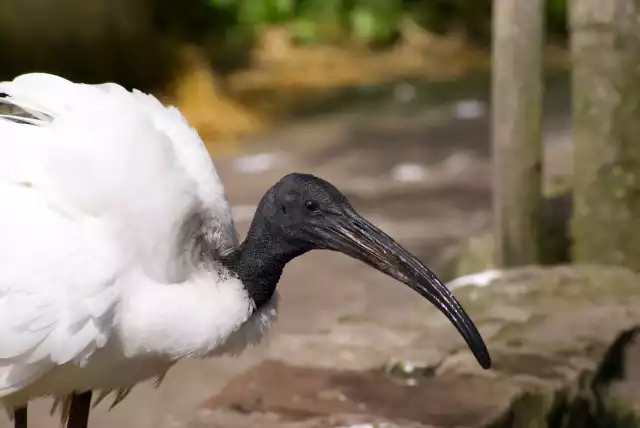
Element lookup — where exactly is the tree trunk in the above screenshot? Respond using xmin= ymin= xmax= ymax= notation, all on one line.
xmin=570 ymin=0 xmax=640 ymax=270
xmin=491 ymin=0 xmax=544 ymax=267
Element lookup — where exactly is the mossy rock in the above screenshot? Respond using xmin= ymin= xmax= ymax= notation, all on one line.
xmin=197 ymin=266 xmax=640 ymax=428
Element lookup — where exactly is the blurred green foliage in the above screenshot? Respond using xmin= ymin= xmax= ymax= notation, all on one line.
xmin=204 ymin=0 xmax=404 ymax=45
xmin=204 ymin=0 xmax=568 ymax=46
xmin=0 ymin=0 xmax=567 ymax=89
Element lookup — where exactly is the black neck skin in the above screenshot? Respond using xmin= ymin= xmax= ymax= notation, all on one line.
xmin=219 ymin=214 xmax=309 ymax=310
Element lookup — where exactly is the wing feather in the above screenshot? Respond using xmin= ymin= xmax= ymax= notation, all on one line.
xmin=0 ymin=181 xmax=124 ymax=393
xmin=0 ymin=73 xmax=236 ymax=395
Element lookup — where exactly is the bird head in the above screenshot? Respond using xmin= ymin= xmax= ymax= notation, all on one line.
xmin=252 ymin=173 xmax=491 ymax=369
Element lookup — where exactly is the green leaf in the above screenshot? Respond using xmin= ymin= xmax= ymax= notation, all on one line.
xmin=351 ymin=7 xmax=377 ymax=41
xmin=349 ymin=0 xmax=401 ymax=44
xmin=274 ymin=0 xmax=294 ymax=16
xmin=290 ymin=18 xmax=320 ymax=43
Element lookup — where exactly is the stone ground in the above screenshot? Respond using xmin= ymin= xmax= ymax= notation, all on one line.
xmin=0 ymin=79 xmax=575 ymax=428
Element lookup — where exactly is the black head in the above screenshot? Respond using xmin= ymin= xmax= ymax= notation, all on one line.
xmin=252 ymin=173 xmax=354 ymax=250
xmin=234 ymin=172 xmax=492 ymax=370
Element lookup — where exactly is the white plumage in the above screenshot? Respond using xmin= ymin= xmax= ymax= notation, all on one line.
xmin=0 ymin=73 xmax=277 ymax=416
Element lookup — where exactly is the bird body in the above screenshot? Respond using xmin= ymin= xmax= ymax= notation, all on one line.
xmin=0 ymin=74 xmax=277 ymax=413
xmin=0 ymin=73 xmax=490 ymax=428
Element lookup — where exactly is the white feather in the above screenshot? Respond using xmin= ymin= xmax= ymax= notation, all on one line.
xmin=0 ymin=73 xmax=272 ymax=413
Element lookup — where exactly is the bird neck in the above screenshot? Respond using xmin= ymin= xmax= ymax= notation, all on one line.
xmin=220 ymin=215 xmax=308 ymax=309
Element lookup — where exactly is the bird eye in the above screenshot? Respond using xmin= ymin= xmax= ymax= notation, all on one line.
xmin=305 ymin=200 xmax=320 ymax=212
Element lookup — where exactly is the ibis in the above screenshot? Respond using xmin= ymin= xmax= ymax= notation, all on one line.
xmin=0 ymin=73 xmax=491 ymax=428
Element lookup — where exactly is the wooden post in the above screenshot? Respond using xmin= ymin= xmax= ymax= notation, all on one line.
xmin=570 ymin=0 xmax=640 ymax=269
xmin=491 ymin=0 xmax=544 ymax=267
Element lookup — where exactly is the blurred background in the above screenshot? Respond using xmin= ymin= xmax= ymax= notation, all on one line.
xmin=0 ymin=0 xmax=568 ymax=144
xmin=3 ymin=0 xmax=640 ymax=427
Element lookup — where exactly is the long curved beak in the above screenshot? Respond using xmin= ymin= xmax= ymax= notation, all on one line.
xmin=319 ymin=208 xmax=491 ymax=369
